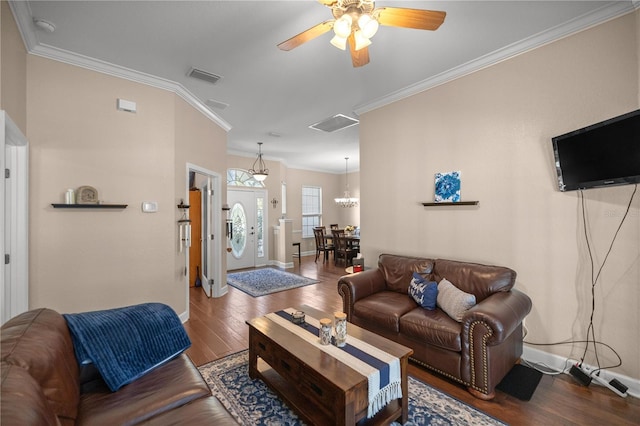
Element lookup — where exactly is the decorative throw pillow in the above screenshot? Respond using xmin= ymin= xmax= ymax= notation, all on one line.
xmin=411 ymin=272 xmax=426 ymax=283
xmin=409 ymin=273 xmax=438 ymax=310
xmin=437 ymin=278 xmax=476 ymax=322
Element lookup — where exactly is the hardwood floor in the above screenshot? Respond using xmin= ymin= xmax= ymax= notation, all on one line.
xmin=184 ymin=257 xmax=639 ymax=425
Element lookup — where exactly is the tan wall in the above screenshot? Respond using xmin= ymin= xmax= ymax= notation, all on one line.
xmin=26 ymin=55 xmax=228 ymax=315
xmin=360 ymin=12 xmax=640 ymax=379
xmin=1 ymin=0 xmax=27 ymax=131
xmin=174 ymin=95 xmax=228 ymax=291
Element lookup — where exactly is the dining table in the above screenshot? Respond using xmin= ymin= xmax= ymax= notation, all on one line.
xmin=324 ymin=233 xmax=360 ymax=251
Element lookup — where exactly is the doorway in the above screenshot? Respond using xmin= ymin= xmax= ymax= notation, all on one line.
xmin=227 ymin=189 xmax=267 ymax=270
xmin=185 ymin=164 xmax=226 ymax=306
xmin=1 ymin=111 xmax=28 ymax=324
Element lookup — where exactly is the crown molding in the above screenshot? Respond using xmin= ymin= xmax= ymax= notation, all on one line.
xmin=8 ymin=1 xmax=231 ymax=132
xmin=10 ymin=1 xmax=635 ymax=128
xmin=354 ymin=1 xmax=637 ymax=116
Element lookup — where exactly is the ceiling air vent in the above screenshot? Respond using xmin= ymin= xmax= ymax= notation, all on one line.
xmin=206 ymin=99 xmax=229 ymax=110
xmin=309 ymin=114 xmax=359 ymax=133
xmin=188 ymin=67 xmax=222 ymax=85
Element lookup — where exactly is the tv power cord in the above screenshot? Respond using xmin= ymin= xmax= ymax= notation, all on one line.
xmin=568 ymin=362 xmax=628 ymax=398
xmin=523 ymin=341 xmax=637 ymax=398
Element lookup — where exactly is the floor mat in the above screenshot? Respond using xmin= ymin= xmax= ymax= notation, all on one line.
xmin=496 ymin=363 xmax=543 ymax=401
xmin=227 ymin=268 xmax=318 ymax=297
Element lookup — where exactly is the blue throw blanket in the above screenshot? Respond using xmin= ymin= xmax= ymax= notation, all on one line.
xmin=64 ymin=303 xmax=191 ymax=391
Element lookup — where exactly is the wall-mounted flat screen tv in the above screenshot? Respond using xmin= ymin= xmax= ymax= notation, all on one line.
xmin=552 ymin=109 xmax=640 ymax=191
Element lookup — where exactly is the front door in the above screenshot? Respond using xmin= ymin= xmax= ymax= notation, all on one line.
xmin=227 ymin=189 xmax=266 ymax=270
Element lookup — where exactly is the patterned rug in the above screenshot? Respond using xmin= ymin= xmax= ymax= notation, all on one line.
xmin=198 ymin=350 xmax=507 ymax=426
xmin=227 ymin=268 xmax=319 ymax=297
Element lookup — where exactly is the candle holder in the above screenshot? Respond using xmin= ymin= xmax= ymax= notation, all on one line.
xmin=319 ymin=318 xmax=332 ymax=345
xmin=292 ymin=311 xmax=305 ymax=324
xmin=334 ymin=312 xmax=347 ymax=347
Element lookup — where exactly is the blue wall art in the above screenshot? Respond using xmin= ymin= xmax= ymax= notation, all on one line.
xmin=435 ymin=171 xmax=461 ymax=202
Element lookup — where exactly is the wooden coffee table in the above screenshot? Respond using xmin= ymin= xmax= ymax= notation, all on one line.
xmin=247 ymin=305 xmax=413 ymax=426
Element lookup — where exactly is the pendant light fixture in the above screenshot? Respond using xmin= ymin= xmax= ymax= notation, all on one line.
xmin=249 ymin=142 xmax=269 ymax=182
xmin=335 ymin=157 xmax=359 ymax=208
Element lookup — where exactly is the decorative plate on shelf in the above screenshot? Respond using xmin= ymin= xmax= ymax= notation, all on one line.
xmin=76 ymin=186 xmax=99 ymax=204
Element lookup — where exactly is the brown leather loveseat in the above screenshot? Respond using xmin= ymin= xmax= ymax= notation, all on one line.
xmin=1 ymin=308 xmax=238 ymax=425
xmin=338 ymin=254 xmax=532 ymax=400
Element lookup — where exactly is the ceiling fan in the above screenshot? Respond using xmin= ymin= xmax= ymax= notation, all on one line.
xmin=277 ymin=0 xmax=446 ymax=68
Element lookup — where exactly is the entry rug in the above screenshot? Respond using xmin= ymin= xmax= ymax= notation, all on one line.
xmin=198 ymin=350 xmax=507 ymax=426
xmin=227 ymin=268 xmax=318 ymax=297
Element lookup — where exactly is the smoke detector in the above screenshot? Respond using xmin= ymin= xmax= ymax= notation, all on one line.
xmin=33 ymin=18 xmax=56 ymax=33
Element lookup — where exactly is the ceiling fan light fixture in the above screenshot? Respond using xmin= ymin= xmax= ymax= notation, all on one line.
xmin=354 ymin=30 xmax=372 ymax=51
xmin=249 ymin=142 xmax=269 ymax=182
xmin=333 ymin=14 xmax=353 ymax=38
xmin=358 ymin=14 xmax=379 ymax=39
xmin=330 ymin=34 xmax=348 ymax=50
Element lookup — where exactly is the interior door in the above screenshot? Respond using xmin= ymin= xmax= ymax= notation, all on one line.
xmin=201 ymin=179 xmax=214 ymax=297
xmin=186 ymin=165 xmax=225 ymax=304
xmin=1 ymin=112 xmax=28 ymax=325
xmin=227 ymin=189 xmax=266 ymax=270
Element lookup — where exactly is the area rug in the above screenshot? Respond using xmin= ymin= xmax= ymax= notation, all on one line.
xmin=227 ymin=268 xmax=319 ymax=297
xmin=198 ymin=350 xmax=507 ymax=426
xmin=496 ymin=363 xmax=543 ymax=401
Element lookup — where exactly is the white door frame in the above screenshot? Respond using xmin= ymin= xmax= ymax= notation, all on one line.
xmin=227 ymin=188 xmax=268 ymax=270
xmin=184 ymin=164 xmax=226 ymax=315
xmin=1 ymin=111 xmax=29 ymax=325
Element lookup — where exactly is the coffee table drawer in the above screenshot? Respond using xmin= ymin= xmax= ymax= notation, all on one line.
xmin=298 ymin=370 xmax=338 ymax=413
xmin=252 ymin=332 xmax=302 ymax=383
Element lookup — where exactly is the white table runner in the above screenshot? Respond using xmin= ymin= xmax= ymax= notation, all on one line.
xmin=266 ymin=308 xmax=401 ymax=418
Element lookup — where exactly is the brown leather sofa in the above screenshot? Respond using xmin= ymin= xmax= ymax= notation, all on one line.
xmin=338 ymin=254 xmax=532 ymax=400
xmin=1 ymin=308 xmax=238 ymax=425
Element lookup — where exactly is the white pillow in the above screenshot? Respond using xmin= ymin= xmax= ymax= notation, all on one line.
xmin=437 ymin=278 xmax=476 ymax=322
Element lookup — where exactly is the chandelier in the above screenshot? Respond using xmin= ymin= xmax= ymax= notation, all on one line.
xmin=335 ymin=157 xmax=359 ymax=208
xmin=249 ymin=142 xmax=269 ymax=182
xmin=330 ymin=0 xmax=379 ymax=51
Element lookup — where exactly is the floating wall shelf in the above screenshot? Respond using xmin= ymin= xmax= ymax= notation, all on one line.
xmin=422 ymin=201 xmax=479 ymax=206
xmin=52 ymin=204 xmax=128 ymax=209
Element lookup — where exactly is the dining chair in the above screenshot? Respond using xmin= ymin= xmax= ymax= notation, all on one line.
xmin=330 ymin=224 xmax=339 ymax=230
xmin=332 ymin=229 xmax=357 ymax=266
xmin=313 ymin=227 xmax=334 ymax=263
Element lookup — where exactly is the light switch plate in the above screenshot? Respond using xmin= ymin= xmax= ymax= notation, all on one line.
xmin=117 ymin=98 xmax=137 ymax=113
xmin=141 ymin=201 xmax=158 ymax=212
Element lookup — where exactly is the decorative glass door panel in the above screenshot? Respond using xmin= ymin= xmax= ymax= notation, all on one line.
xmin=256 ymin=197 xmax=264 ymax=258
xmin=230 ymin=202 xmax=247 ymax=258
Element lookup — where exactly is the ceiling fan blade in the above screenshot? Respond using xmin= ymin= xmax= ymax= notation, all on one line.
xmin=348 ymin=33 xmax=370 ymax=68
xmin=376 ymin=7 xmax=446 ymax=31
xmin=277 ymin=20 xmax=334 ymax=51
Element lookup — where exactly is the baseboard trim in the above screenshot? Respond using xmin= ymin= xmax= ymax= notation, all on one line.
xmin=269 ymin=260 xmax=294 ymax=269
xmin=523 ymin=346 xmax=640 ymax=398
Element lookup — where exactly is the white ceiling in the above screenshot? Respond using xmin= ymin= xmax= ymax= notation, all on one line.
xmin=10 ymin=1 xmax=635 ymax=173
